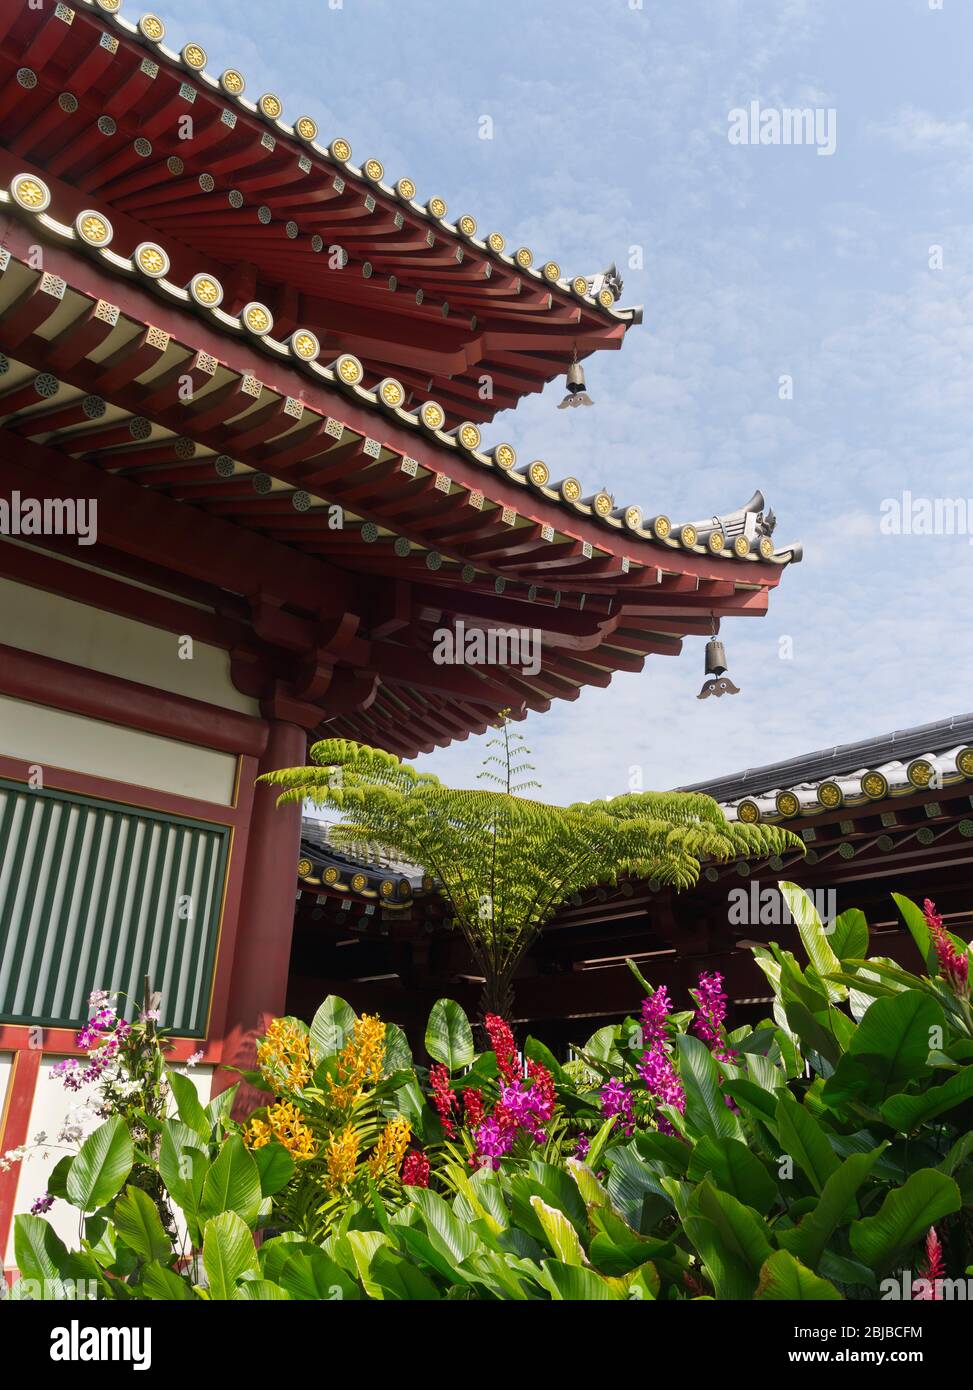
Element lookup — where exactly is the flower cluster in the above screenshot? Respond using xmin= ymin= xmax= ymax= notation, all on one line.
xmin=636 ymin=986 xmax=686 ymax=1135
xmin=367 ymin=1116 xmax=412 ymax=1179
xmin=923 ymin=899 xmax=970 ymax=1000
xmin=243 ymin=1099 xmax=317 ymax=1161
xmin=462 ymin=1087 xmax=485 ymax=1129
xmin=471 ymin=1055 xmax=557 ymax=1168
xmin=30 ymin=1192 xmax=54 ymax=1215
xmin=429 ymin=1063 xmax=458 ymax=1138
xmin=641 ymin=987 xmax=673 ymax=1046
xmin=637 ymin=1046 xmax=686 ymax=1134
xmin=913 ymin=1226 xmax=946 ymax=1301
xmin=328 ymin=1014 xmax=386 ymax=1107
xmin=600 ymin=1076 xmax=635 ymax=1136
xmin=485 ymin=1014 xmax=520 ymax=1084
xmin=401 ymin=1150 xmax=430 ymax=1188
xmin=498 ymin=1074 xmax=554 ymax=1143
xmin=257 ymin=1018 xmax=313 ymax=1089
xmin=52 ymin=997 xmax=132 ymax=1095
xmin=323 ymin=1125 xmax=359 ymax=1191
xmin=692 ymin=972 xmax=737 ymax=1064
xmin=471 ymin=1114 xmax=514 ymax=1167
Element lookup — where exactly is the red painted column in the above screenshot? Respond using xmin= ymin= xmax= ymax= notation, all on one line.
xmin=0 ymin=1047 xmax=42 ymax=1265
xmin=214 ymin=719 xmax=307 ymax=1108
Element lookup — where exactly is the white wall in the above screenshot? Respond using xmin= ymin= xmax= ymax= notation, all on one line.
xmin=0 ymin=696 xmax=238 ymax=806
xmin=0 ymin=1050 xmax=11 ymax=1139
xmin=0 ymin=572 xmax=258 ymax=716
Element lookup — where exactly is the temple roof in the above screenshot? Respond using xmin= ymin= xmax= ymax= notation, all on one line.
xmin=0 ymin=196 xmax=800 ymax=570
xmin=0 ymin=0 xmax=642 ymax=424
xmin=0 ymin=1 xmax=803 ymax=754
xmin=683 ymin=713 xmax=973 ymax=825
xmin=0 ymin=212 xmax=800 ymax=751
xmin=298 ymin=818 xmax=428 ymax=910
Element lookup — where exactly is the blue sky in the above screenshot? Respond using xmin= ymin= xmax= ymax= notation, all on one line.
xmin=156 ymin=0 xmax=972 ymax=802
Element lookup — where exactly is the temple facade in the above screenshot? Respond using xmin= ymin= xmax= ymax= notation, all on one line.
xmin=0 ymin=0 xmax=799 ymax=1260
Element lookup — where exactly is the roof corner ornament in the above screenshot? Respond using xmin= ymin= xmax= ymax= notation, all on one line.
xmin=558 ymin=346 xmax=594 ymax=409
xmin=698 ymin=616 xmax=740 ymax=700
xmin=756 ymin=507 xmax=777 ymax=538
xmin=584 ymin=262 xmax=624 ymax=303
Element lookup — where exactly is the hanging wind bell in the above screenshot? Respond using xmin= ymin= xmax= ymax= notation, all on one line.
xmin=698 ymin=617 xmax=740 ymax=699
xmin=558 ymin=347 xmax=593 ymax=408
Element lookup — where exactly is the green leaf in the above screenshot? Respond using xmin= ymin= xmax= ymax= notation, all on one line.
xmin=783 ymin=1000 xmax=841 ymax=1068
xmin=531 ymin=1196 xmax=586 ymax=1266
xmin=939 ymin=1131 xmax=973 ymax=1177
xmin=251 ymin=1141 xmax=295 ymax=1196
xmin=756 ymin=1249 xmax=842 ymax=1300
xmin=625 ymin=957 xmax=654 ymax=995
xmin=687 ymin=1136 xmax=778 ymax=1214
xmin=65 ymin=1116 xmax=134 ymax=1212
xmin=382 ymin=1021 xmax=413 ymax=1075
xmin=780 ymin=882 xmax=846 ymax=1001
xmin=309 ymin=994 xmax=356 ymax=1060
xmin=676 ymin=1032 xmax=742 ymax=1139
xmin=880 ymin=1064 xmax=973 ymax=1132
xmin=142 ymin=1262 xmax=196 ymax=1300
xmin=606 ymin=1146 xmax=671 ymax=1232
xmin=524 ymin=1034 xmax=568 ymax=1086
xmin=258 ymin=1235 xmax=318 ymax=1283
xmin=774 ymin=1093 xmax=839 ymax=1194
xmin=633 ymin=1129 xmax=692 ymax=1175
xmin=113 ymin=1186 xmax=173 ymax=1264
xmin=893 ymin=893 xmax=933 ymax=970
xmin=626 ymin=1262 xmax=660 ymax=1300
xmin=168 ymin=1069 xmax=210 ymax=1139
xmin=723 ymin=1078 xmax=779 ymax=1129
xmin=822 ymin=990 xmax=942 ymax=1108
xmin=777 ymin=1148 xmax=885 ymax=1269
xmin=205 ymin=1083 xmax=239 ymax=1128
xmin=538 ymin=1261 xmax=626 ymax=1300
xmin=424 ymin=998 xmax=474 ymax=1071
xmin=45 ymin=1154 xmax=73 ymax=1200
xmin=13 ymin=1215 xmax=69 ymax=1288
xmin=583 ymin=1024 xmax=622 ymax=1063
xmin=827 ymin=908 xmax=869 ymax=963
xmin=158 ymin=1120 xmax=209 ymax=1237
xmin=200 ymin=1135 xmax=262 ymax=1225
xmin=278 ymin=1248 xmax=361 ymax=1301
xmin=684 ymin=1180 xmax=772 ymax=1300
xmin=566 ymin=1158 xmax=610 ymax=1208
xmin=201 ymin=1211 xmax=259 ymax=1300
xmin=850 ymin=1169 xmax=961 ymax=1271
xmin=343 ymin=1230 xmax=392 ymax=1297
xmin=367 ymin=1246 xmax=440 ymax=1301
xmin=409 ymin=1187 xmax=480 ymax=1263
xmin=237 ymin=1279 xmax=291 ymax=1300
xmin=584 ymin=1115 xmax=618 ymax=1174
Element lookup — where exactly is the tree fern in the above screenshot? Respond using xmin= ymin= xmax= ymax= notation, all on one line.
xmin=259 ymin=725 xmax=801 ymax=1018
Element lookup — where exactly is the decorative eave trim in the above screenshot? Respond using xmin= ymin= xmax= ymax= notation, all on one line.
xmin=0 ymin=192 xmax=801 ymax=570
xmin=722 ymin=745 xmax=973 ymax=824
xmin=65 ymin=0 xmax=641 ymax=326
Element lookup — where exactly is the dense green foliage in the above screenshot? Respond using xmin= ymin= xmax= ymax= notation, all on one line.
xmin=8 ymin=887 xmax=972 ymax=1300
